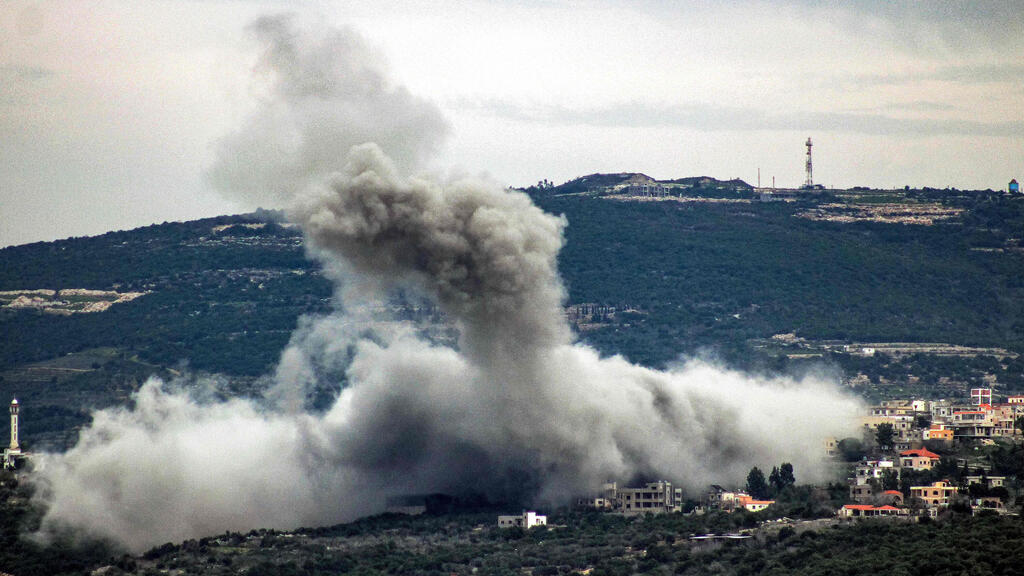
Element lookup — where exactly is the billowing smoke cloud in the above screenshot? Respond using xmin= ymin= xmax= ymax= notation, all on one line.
xmin=31 ymin=16 xmax=863 ymax=552
xmin=207 ymin=14 xmax=449 ymax=207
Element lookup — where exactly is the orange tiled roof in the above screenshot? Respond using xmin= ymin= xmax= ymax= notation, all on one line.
xmin=843 ymin=504 xmax=902 ymax=512
xmin=900 ymin=448 xmax=940 ymax=459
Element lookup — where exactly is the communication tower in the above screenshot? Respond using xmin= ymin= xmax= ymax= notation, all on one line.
xmin=804 ymin=137 xmax=813 ymax=188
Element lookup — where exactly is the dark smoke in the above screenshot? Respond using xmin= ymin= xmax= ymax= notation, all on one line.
xmin=31 ymin=15 xmax=863 ymax=552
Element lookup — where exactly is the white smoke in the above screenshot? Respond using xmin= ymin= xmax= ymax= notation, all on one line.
xmin=31 ymin=15 xmax=863 ymax=552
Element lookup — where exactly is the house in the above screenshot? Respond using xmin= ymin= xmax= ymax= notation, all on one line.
xmin=910 ymin=400 xmax=930 ymax=413
xmin=705 ymin=486 xmax=752 ymax=511
xmin=854 ymin=459 xmax=897 ymax=482
xmin=951 ymin=410 xmax=997 ymax=439
xmin=589 ymin=481 xmax=684 ymax=515
xmin=880 ymin=490 xmax=904 ymax=506
xmin=910 ymin=481 xmax=958 ymax=508
xmin=971 ymin=388 xmax=993 ymax=406
xmin=838 ymin=504 xmax=907 ymax=518
xmin=930 ymin=401 xmax=954 ymax=422
xmin=965 ymin=475 xmax=1006 ymax=490
xmin=498 ymin=511 xmax=547 ymax=529
xmin=823 ymin=437 xmax=838 ymax=458
xmin=617 ymin=481 xmax=683 ymax=515
xmin=924 ymin=424 xmax=954 ymax=442
xmin=899 ymin=448 xmax=941 ymax=471
xmin=1010 ymin=179 xmax=1019 ymax=194
xmin=740 ymin=498 xmax=774 ymax=512
xmin=850 ymin=483 xmax=875 ymax=503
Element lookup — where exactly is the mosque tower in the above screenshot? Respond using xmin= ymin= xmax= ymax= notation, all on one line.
xmin=9 ymin=398 xmax=19 ymax=452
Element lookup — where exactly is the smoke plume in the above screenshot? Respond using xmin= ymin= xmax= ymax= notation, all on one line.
xmin=207 ymin=14 xmax=449 ymax=207
xmin=31 ymin=16 xmax=863 ymax=552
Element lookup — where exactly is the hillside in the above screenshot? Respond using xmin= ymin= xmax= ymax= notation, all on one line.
xmin=2 ymin=183 xmax=1024 ymax=448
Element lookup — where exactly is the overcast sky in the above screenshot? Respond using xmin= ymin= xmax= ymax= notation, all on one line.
xmin=2 ymin=0 xmax=1022 ymax=247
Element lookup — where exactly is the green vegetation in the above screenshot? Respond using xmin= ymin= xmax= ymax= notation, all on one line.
xmin=2 ymin=187 xmax=1024 ymax=449
xmin=536 ymin=191 xmax=1024 ymax=371
xmin=6 ymin=492 xmax=1024 ymax=576
xmin=0 ymin=470 xmax=116 ymax=576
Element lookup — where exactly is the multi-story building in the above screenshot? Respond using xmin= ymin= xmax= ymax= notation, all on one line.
xmin=951 ymin=409 xmax=996 ymax=439
xmin=618 ymin=481 xmax=683 ymax=515
xmin=583 ymin=481 xmax=684 ymax=515
xmin=971 ymin=388 xmax=993 ymax=406
xmin=849 ymin=483 xmax=875 ymax=503
xmin=854 ymin=459 xmax=897 ymax=483
xmin=910 ymin=481 xmax=958 ymax=508
xmin=823 ymin=437 xmax=838 ymax=458
xmin=899 ymin=448 xmax=941 ymax=471
xmin=923 ymin=423 xmax=954 ymax=442
xmin=930 ymin=401 xmax=954 ymax=422
xmin=964 ymin=475 xmax=1006 ymax=490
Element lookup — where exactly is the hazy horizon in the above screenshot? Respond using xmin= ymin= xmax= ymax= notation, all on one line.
xmin=2 ymin=1 xmax=1022 ymax=247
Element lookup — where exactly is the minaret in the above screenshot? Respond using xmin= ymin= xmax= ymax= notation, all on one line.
xmin=9 ymin=398 xmax=19 ymax=452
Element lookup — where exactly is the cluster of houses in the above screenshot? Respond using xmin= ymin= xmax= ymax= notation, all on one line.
xmin=836 ymin=387 xmax=1021 ymax=519
xmin=848 ymin=388 xmax=1024 ymax=451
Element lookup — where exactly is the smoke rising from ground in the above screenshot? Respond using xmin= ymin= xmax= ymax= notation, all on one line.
xmin=31 ymin=16 xmax=863 ymax=552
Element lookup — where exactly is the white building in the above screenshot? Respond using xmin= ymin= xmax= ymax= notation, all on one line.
xmin=498 ymin=511 xmax=547 ymax=529
xmin=3 ymin=398 xmax=25 ymax=470
xmin=854 ymin=459 xmax=897 ymax=484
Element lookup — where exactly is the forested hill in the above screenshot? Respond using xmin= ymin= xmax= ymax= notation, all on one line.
xmin=3 ymin=185 xmax=1024 ymax=448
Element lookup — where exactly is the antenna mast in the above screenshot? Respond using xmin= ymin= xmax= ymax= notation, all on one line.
xmin=804 ymin=137 xmax=813 ymax=188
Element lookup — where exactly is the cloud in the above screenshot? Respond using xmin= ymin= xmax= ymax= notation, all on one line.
xmin=459 ymin=98 xmax=1024 ymax=137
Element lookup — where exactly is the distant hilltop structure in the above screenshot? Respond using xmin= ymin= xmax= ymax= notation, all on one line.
xmin=804 ymin=137 xmax=814 ymax=188
xmin=3 ymin=398 xmax=28 ymax=470
xmin=527 ymin=172 xmax=753 ymax=196
xmin=1010 ymin=179 xmax=1019 ymax=194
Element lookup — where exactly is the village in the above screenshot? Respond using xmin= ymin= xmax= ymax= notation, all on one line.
xmin=495 ymin=385 xmax=1024 ymax=529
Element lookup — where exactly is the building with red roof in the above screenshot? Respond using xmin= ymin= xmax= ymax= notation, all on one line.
xmin=899 ymin=448 xmax=941 ymax=470
xmin=838 ymin=504 xmax=908 ymax=518
xmin=881 ymin=490 xmax=904 ymax=506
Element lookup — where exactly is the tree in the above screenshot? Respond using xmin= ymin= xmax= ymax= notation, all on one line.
xmin=838 ymin=437 xmax=866 ymax=461
xmin=875 ymin=423 xmax=895 ymax=450
xmin=746 ymin=467 xmax=769 ymax=499
xmin=880 ymin=468 xmax=900 ymax=491
xmin=779 ymin=463 xmax=795 ymax=488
